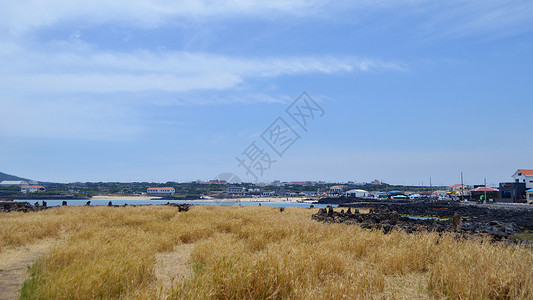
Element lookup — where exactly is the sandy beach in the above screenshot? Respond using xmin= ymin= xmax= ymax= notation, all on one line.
xmin=211 ymin=197 xmax=315 ymax=203
xmin=91 ymin=195 xmax=162 ymax=200
xmin=88 ymin=195 xmax=316 ymax=203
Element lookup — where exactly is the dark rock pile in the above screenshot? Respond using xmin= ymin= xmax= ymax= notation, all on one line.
xmin=0 ymin=201 xmax=48 ymax=212
xmin=343 ymin=202 xmax=533 ymax=232
xmin=167 ymin=203 xmax=191 ymax=212
xmin=312 ymin=206 xmax=529 ymax=242
xmin=0 ymin=201 xmax=193 ymax=212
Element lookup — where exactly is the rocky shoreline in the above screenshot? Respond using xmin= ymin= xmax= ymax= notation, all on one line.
xmin=0 ymin=201 xmax=192 ymax=212
xmin=0 ymin=201 xmax=48 ymax=212
xmin=312 ymin=202 xmax=533 ymax=244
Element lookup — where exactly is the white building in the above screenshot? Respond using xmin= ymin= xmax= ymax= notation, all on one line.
xmin=433 ymin=190 xmax=449 ymax=200
xmin=147 ymin=187 xmax=175 ymax=195
xmin=227 ymin=187 xmax=247 ymax=196
xmin=20 ymin=185 xmax=45 ymax=193
xmin=345 ymin=189 xmax=370 ymax=198
xmin=1 ymin=180 xmax=28 ymax=186
xmin=512 ymin=169 xmax=533 ymax=189
xmin=328 ymin=185 xmax=346 ymax=197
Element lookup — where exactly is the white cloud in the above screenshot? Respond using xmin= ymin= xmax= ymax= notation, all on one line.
xmin=310 ymin=1 xmax=533 ymax=40
xmin=1 ymin=1 xmax=531 ymax=41
xmin=419 ymin=2 xmax=533 ymax=40
xmin=145 ymin=92 xmax=293 ymax=106
xmin=0 ymin=0 xmax=322 ymax=35
xmin=0 ymin=41 xmax=402 ymax=95
xmin=0 ymin=39 xmax=402 ymax=140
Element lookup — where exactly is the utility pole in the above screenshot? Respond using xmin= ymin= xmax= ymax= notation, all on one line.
xmin=484 ymin=177 xmax=487 ymax=204
xmin=461 ymin=171 xmax=464 ymax=202
xmin=430 ymin=177 xmax=432 ymax=199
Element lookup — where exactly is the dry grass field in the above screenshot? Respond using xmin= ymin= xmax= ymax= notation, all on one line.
xmin=1 ymin=205 xmax=532 ymax=299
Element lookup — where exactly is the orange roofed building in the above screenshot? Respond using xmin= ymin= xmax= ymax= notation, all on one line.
xmin=447 ymin=184 xmax=472 ymax=197
xmin=512 ymin=169 xmax=533 ymax=189
xmin=20 ymin=185 xmax=45 ymax=193
xmin=147 ymin=187 xmax=175 ymax=195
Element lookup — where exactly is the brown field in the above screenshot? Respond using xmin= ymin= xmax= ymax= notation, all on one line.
xmin=0 ymin=205 xmax=532 ymax=299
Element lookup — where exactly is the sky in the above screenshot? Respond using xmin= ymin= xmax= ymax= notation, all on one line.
xmin=0 ymin=1 xmax=532 ymax=186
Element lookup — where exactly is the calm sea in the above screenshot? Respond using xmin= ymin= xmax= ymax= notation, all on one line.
xmin=16 ymin=199 xmax=336 ymax=208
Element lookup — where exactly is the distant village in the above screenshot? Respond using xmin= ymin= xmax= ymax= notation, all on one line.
xmin=1 ymin=169 xmax=532 ymax=204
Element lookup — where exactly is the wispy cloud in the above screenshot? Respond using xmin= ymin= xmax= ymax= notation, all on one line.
xmin=0 ymin=0 xmax=322 ymax=35
xmin=0 ymin=41 xmax=403 ymax=95
xmin=0 ymin=39 xmax=402 ymax=140
xmin=312 ymin=1 xmax=533 ymax=40
xmin=145 ymin=93 xmax=293 ymax=106
xmin=0 ymin=0 xmax=407 ymax=142
xmin=419 ymin=2 xmax=533 ymax=40
xmin=2 ymin=1 xmax=532 ymax=40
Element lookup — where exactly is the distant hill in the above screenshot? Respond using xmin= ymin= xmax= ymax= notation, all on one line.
xmin=0 ymin=171 xmax=31 ymax=182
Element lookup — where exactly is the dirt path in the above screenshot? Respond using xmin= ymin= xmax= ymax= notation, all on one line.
xmin=154 ymin=243 xmax=194 ymax=294
xmin=380 ymin=272 xmax=430 ymax=299
xmin=0 ymin=240 xmax=55 ymax=300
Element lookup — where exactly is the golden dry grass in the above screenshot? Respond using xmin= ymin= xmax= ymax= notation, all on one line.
xmin=0 ymin=205 xmax=530 ymax=299
xmin=0 ymin=238 xmax=56 ymax=300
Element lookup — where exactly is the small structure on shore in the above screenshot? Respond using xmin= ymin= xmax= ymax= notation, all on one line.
xmin=345 ymin=189 xmax=370 ymax=198
xmin=470 ymin=187 xmax=499 ymax=201
xmin=527 ymin=189 xmax=533 ymax=204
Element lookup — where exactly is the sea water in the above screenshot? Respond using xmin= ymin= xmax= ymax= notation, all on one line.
xmin=16 ymin=199 xmax=336 ymax=208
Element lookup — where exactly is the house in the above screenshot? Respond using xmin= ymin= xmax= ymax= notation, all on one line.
xmin=527 ymin=189 xmax=533 ymax=204
xmin=227 ymin=187 xmax=247 ymax=196
xmin=373 ymin=192 xmax=388 ymax=200
xmin=511 ymin=169 xmax=533 ymax=189
xmin=499 ymin=182 xmax=527 ymax=203
xmin=345 ymin=189 xmax=370 ymax=198
xmin=147 ymin=187 xmax=175 ymax=195
xmin=447 ymin=184 xmax=472 ymax=198
xmin=207 ymin=180 xmax=227 ymax=185
xmin=328 ymin=185 xmax=346 ymax=196
xmin=288 ymin=181 xmax=314 ymax=186
xmin=248 ymin=188 xmax=262 ymax=196
xmin=469 ymin=187 xmax=499 ymax=201
xmin=433 ymin=190 xmax=449 ymax=200
xmin=20 ymin=185 xmax=45 ymax=193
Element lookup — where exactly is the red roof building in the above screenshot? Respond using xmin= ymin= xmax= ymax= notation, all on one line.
xmin=512 ymin=169 xmax=533 ymax=189
xmin=147 ymin=187 xmax=175 ymax=195
xmin=470 ymin=187 xmax=499 ymax=192
xmin=21 ymin=185 xmax=45 ymax=193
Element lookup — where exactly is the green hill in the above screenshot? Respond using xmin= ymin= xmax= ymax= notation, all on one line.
xmin=0 ymin=171 xmax=30 ymax=182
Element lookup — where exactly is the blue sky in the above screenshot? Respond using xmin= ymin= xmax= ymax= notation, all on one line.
xmin=0 ymin=1 xmax=532 ymax=186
